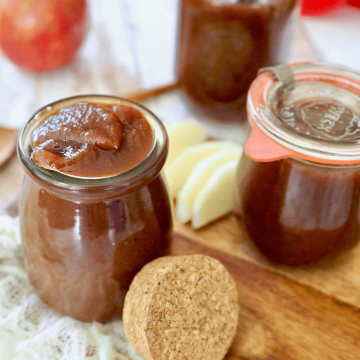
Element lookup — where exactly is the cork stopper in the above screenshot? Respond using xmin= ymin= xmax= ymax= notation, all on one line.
xmin=123 ymin=254 xmax=239 ymax=360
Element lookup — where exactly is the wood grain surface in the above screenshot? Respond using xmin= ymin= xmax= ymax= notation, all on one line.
xmin=172 ymin=233 xmax=360 ymax=360
xmin=0 ymin=128 xmax=17 ymax=169
xmin=175 ymin=214 xmax=360 ymax=317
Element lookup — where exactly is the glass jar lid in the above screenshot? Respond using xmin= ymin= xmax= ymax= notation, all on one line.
xmin=246 ymin=62 xmax=360 ymax=164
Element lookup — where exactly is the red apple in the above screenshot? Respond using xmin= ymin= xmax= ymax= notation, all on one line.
xmin=301 ymin=0 xmax=347 ymax=16
xmin=0 ymin=0 xmax=88 ymax=73
xmin=348 ymin=0 xmax=360 ymax=8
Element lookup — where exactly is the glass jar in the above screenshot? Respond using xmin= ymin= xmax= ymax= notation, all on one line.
xmin=17 ymin=95 xmax=173 ymax=322
xmin=177 ymin=0 xmax=299 ymax=122
xmin=237 ymin=63 xmax=360 ymax=265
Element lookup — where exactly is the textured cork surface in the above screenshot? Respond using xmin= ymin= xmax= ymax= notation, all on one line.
xmin=123 ymin=254 xmax=239 ymax=360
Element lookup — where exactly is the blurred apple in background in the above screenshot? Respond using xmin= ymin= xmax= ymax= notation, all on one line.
xmin=301 ymin=0 xmax=347 ymax=15
xmin=347 ymin=0 xmax=360 ymax=8
xmin=301 ymin=0 xmax=360 ymax=15
xmin=0 ymin=0 xmax=88 ymax=73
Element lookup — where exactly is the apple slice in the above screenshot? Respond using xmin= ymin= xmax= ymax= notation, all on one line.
xmin=192 ymin=159 xmax=239 ymax=229
xmin=164 ymin=120 xmax=208 ymax=171
xmin=176 ymin=147 xmax=242 ymax=224
xmin=166 ymin=140 xmax=239 ymax=197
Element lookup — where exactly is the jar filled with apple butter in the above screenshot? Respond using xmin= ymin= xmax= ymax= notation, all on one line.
xmin=237 ymin=63 xmax=360 ymax=265
xmin=177 ymin=0 xmax=299 ymax=122
xmin=17 ymin=95 xmax=173 ymax=322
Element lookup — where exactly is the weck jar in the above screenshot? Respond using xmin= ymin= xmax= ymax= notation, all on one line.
xmin=177 ymin=0 xmax=299 ymax=122
xmin=237 ymin=63 xmax=360 ymax=265
xmin=17 ymin=95 xmax=173 ymax=322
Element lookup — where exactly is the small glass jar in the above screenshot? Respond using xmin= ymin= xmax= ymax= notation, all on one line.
xmin=237 ymin=63 xmax=360 ymax=265
xmin=177 ymin=0 xmax=299 ymax=122
xmin=17 ymin=95 xmax=173 ymax=322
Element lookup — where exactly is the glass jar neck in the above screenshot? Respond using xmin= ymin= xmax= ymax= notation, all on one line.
xmin=287 ymin=156 xmax=360 ymax=170
xmin=247 ymin=62 xmax=360 ymax=164
xmin=17 ymin=95 xmax=168 ymax=200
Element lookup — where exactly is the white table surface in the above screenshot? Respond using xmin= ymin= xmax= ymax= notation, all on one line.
xmin=301 ymin=4 xmax=360 ymax=73
xmin=0 ymin=0 xmax=179 ymax=129
xmin=0 ymin=0 xmax=323 ymax=130
xmin=2 ymin=2 xmax=359 ymax=129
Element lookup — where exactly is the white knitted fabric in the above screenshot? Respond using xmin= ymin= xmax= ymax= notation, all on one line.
xmin=0 ymin=215 xmax=145 ymax=360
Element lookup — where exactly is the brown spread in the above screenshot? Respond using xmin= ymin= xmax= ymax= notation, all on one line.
xmin=19 ymin=97 xmax=172 ymax=322
xmin=177 ymin=0 xmax=298 ymax=121
xmin=31 ymin=102 xmax=153 ymax=178
xmin=238 ymin=158 xmax=360 ymax=265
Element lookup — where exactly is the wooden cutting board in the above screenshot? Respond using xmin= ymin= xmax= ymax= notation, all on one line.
xmin=172 ymin=231 xmax=360 ymax=360
xmin=0 ymin=127 xmax=17 ymax=169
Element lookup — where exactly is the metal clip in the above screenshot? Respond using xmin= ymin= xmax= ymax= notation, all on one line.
xmin=258 ymin=63 xmax=295 ymax=91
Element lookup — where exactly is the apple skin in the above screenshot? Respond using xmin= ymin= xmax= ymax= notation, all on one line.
xmin=0 ymin=0 xmax=88 ymax=73
xmin=301 ymin=0 xmax=347 ymax=16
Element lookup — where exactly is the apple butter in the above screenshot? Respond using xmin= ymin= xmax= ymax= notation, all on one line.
xmin=238 ymin=157 xmax=360 ymax=265
xmin=237 ymin=63 xmax=360 ymax=265
xmin=31 ymin=101 xmax=153 ymax=178
xmin=177 ymin=0 xmax=299 ymax=121
xmin=18 ymin=95 xmax=172 ymax=321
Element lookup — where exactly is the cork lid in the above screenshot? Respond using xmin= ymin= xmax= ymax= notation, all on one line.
xmin=246 ymin=63 xmax=360 ymax=164
xmin=123 ymin=254 xmax=239 ymax=360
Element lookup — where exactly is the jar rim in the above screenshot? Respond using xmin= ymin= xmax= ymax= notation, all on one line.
xmin=247 ymin=62 xmax=360 ymax=164
xmin=17 ymin=94 xmax=168 ymax=192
